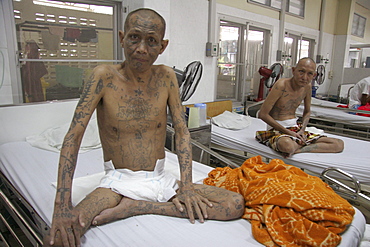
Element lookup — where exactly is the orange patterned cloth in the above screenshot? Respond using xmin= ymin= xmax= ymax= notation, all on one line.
xmin=204 ymin=156 xmax=354 ymax=247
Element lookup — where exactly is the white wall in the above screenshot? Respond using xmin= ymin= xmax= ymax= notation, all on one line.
xmin=0 ymin=1 xmax=16 ymax=105
xmin=343 ymin=68 xmax=370 ymax=84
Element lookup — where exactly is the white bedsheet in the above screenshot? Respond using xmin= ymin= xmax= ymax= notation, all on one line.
xmin=296 ymin=98 xmax=370 ymax=125
xmin=0 ymin=141 xmax=262 ymax=247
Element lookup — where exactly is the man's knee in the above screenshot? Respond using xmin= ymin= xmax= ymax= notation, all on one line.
xmin=225 ymin=192 xmax=245 ymax=219
xmin=277 ymin=137 xmax=297 ymax=154
xmin=334 ymin=138 xmax=344 ymax=152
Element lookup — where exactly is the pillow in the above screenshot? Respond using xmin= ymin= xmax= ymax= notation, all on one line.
xmin=26 ymin=118 xmax=101 ymax=153
xmin=211 ymin=111 xmax=252 ymax=130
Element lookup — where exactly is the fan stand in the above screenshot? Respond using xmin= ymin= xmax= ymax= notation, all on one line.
xmin=256 ymin=77 xmax=267 ymax=102
xmin=255 ymin=66 xmax=272 ymax=101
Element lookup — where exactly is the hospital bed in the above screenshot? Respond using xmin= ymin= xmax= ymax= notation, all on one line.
xmin=246 ymin=98 xmax=370 ymax=141
xmin=211 ymin=115 xmax=370 ymax=223
xmin=297 ymin=98 xmax=370 ymax=140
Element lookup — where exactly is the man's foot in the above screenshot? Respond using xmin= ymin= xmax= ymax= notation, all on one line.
xmin=92 ymin=197 xmax=136 ymax=225
xmin=281 ymin=152 xmax=293 ymax=158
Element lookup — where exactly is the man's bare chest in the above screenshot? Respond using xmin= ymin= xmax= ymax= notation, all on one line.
xmin=102 ymin=85 xmax=168 ymax=121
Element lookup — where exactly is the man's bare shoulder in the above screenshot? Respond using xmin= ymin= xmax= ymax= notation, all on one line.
xmin=152 ymin=64 xmax=177 ymax=85
xmin=92 ymin=64 xmax=121 ymax=75
xmin=153 ymin=64 xmax=174 ymax=74
xmin=273 ymin=77 xmax=290 ymax=89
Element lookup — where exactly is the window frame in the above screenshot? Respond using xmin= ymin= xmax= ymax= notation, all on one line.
xmin=248 ymin=0 xmax=305 ymax=18
xmin=352 ymin=13 xmax=366 ymax=38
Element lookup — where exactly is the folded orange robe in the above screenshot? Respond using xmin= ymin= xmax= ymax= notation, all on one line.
xmin=204 ymin=156 xmax=354 ymax=247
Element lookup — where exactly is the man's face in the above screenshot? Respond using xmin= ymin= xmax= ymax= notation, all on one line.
xmin=121 ymin=12 xmax=168 ymax=72
xmin=292 ymin=60 xmax=316 ymax=87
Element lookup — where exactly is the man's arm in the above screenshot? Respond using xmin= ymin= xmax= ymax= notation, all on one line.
xmin=48 ymin=66 xmax=105 ymax=246
xmin=258 ymin=79 xmax=306 ymax=143
xmin=299 ymin=85 xmax=312 ymax=131
xmin=258 ymin=80 xmax=292 ymax=134
xmin=360 ymin=80 xmax=370 ymax=105
xmin=360 ymin=94 xmax=369 ymax=105
xmin=165 ymin=66 xmax=212 ymax=224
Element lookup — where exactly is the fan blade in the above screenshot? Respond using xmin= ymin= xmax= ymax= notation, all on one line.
xmin=179 ymin=61 xmax=203 ymax=101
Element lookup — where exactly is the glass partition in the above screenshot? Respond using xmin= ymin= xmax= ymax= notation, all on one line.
xmin=7 ymin=0 xmax=122 ymax=104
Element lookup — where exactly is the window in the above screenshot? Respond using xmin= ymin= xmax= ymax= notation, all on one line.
xmin=11 ymin=0 xmax=122 ymax=103
xmin=283 ymin=33 xmax=315 ymax=76
xmin=248 ymin=0 xmax=305 ymax=17
xmin=216 ymin=20 xmax=270 ymax=102
xmin=352 ymin=13 xmax=366 ymax=38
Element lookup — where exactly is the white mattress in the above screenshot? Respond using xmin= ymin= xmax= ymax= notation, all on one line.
xmin=212 ymin=117 xmax=370 ymax=186
xmin=0 ymin=141 xmax=262 ymax=247
xmin=296 ymin=98 xmax=370 ymax=125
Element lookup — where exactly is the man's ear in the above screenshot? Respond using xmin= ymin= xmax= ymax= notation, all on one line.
xmin=119 ymin=30 xmax=124 ymax=46
xmin=159 ymin=39 xmax=169 ymax=54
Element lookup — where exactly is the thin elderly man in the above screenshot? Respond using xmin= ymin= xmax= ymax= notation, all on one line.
xmin=256 ymin=57 xmax=344 ymax=158
xmin=348 ymin=75 xmax=370 ymax=109
xmin=45 ymin=8 xmax=244 ymax=247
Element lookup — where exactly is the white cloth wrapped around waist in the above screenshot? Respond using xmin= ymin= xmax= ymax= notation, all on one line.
xmin=98 ymin=158 xmax=178 ymax=202
xmin=266 ymin=118 xmax=324 ymax=134
xmin=267 ymin=118 xmax=299 ymax=130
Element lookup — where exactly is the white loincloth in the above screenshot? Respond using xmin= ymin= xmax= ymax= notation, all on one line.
xmin=266 ymin=118 xmax=324 ymax=134
xmin=97 ymin=159 xmax=179 ymax=202
xmin=267 ymin=118 xmax=299 ymax=130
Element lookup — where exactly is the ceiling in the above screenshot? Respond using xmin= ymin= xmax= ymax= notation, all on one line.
xmin=357 ymin=0 xmax=370 ymax=10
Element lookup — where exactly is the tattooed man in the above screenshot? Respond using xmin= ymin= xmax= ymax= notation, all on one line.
xmin=45 ymin=8 xmax=244 ymax=247
xmin=256 ymin=57 xmax=344 ymax=158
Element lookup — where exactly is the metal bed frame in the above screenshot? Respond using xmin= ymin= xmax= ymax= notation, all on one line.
xmin=320 ymin=168 xmax=370 ymax=224
xmin=0 ymin=172 xmax=46 ymax=247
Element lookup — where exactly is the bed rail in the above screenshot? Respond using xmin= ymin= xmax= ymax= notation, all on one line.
xmin=320 ymin=168 xmax=370 ymax=222
xmin=0 ymin=172 xmax=45 ymax=246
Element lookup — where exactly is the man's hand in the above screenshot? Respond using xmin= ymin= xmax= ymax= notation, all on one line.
xmin=172 ymin=182 xmax=213 ymax=224
xmin=289 ymin=129 xmax=306 ymax=145
xmin=48 ymin=204 xmax=85 ymax=247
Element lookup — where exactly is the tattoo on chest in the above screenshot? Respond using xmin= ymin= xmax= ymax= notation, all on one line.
xmin=118 ymin=120 xmax=156 ymax=169
xmin=137 ymin=77 xmax=145 ymax=83
xmin=146 ymin=72 xmax=165 ymax=97
xmin=134 ymin=88 xmax=144 ymax=96
xmin=274 ymin=97 xmax=303 ymax=115
xmin=116 ymin=96 xmax=153 ymax=119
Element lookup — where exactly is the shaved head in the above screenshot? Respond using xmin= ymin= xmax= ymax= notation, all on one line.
xmin=124 ymin=8 xmax=166 ymax=39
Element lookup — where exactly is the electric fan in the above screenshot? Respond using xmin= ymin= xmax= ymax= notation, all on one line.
xmin=173 ymin=61 xmax=203 ymax=102
xmin=312 ymin=64 xmax=325 ymax=97
xmin=256 ymin=63 xmax=284 ymax=101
